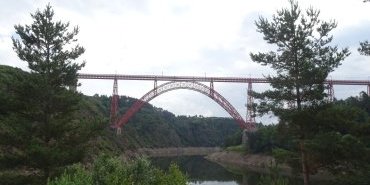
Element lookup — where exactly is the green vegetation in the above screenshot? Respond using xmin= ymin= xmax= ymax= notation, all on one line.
xmin=2 ymin=59 xmax=369 ymax=184
xmin=1 ymin=4 xmax=104 ymax=184
xmin=225 ymin=144 xmax=246 ymax=153
xmin=249 ymin=1 xmax=370 ymax=184
xmin=246 ymin=93 xmax=370 ymax=184
xmin=359 ymin=1 xmax=370 ymax=55
xmin=0 ymin=64 xmax=239 ymax=184
xmin=86 ymin=94 xmax=240 ymax=150
xmin=250 ymin=0 xmax=350 ymax=184
xmin=1 ymin=2 xmax=370 ymax=185
xmin=0 ymin=4 xmax=239 ymax=183
xmin=258 ymin=162 xmax=289 ymax=185
xmin=48 ymin=155 xmax=187 ymax=185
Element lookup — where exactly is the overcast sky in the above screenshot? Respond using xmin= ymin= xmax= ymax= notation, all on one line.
xmin=0 ymin=0 xmax=369 ymax=123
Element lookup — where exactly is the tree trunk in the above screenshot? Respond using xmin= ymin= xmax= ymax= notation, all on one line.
xmin=300 ymin=140 xmax=310 ymax=185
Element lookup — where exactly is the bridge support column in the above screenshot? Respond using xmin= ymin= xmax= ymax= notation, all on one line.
xmin=242 ymin=129 xmax=248 ymax=146
xmin=154 ymin=79 xmax=158 ymax=95
xmin=367 ymin=85 xmax=370 ymax=95
xmin=246 ymin=81 xmax=256 ymax=129
xmin=327 ymin=82 xmax=334 ymax=102
xmin=210 ymin=80 xmax=214 ymax=97
xmin=116 ymin=127 xmax=122 ymax=135
xmin=110 ymin=78 xmax=120 ymax=133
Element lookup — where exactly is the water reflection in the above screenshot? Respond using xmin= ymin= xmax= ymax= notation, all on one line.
xmin=151 ymin=156 xmax=331 ymax=185
xmin=151 ymin=156 xmax=247 ymax=185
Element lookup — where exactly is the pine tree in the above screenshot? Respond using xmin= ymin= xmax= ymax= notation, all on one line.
xmin=359 ymin=0 xmax=370 ymax=55
xmin=4 ymin=4 xmax=90 ymax=184
xmin=359 ymin=41 xmax=370 ymax=56
xmin=12 ymin=4 xmax=85 ymax=86
xmin=250 ymin=1 xmax=350 ymax=184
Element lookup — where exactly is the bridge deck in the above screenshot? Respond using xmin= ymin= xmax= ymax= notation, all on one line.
xmin=78 ymin=73 xmax=370 ymax=85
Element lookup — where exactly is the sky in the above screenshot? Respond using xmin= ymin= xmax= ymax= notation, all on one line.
xmin=0 ymin=0 xmax=369 ymax=123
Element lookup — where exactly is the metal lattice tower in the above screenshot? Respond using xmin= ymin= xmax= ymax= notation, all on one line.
xmin=246 ymin=81 xmax=256 ymax=130
xmin=327 ymin=81 xmax=335 ymax=102
xmin=110 ymin=78 xmax=119 ymax=126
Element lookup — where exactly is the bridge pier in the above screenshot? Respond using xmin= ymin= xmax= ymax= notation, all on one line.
xmin=110 ymin=78 xmax=120 ymax=133
xmin=154 ymin=79 xmax=158 ymax=95
xmin=327 ymin=81 xmax=335 ymax=102
xmin=116 ymin=127 xmax=122 ymax=135
xmin=210 ymin=80 xmax=214 ymax=97
xmin=242 ymin=129 xmax=248 ymax=146
xmin=368 ymin=85 xmax=370 ymax=95
xmin=246 ymin=81 xmax=256 ymax=129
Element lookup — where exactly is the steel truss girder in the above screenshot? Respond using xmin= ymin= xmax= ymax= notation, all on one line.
xmin=114 ymin=81 xmax=255 ymax=131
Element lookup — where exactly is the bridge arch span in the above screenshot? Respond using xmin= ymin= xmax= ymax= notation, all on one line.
xmin=114 ymin=81 xmax=255 ymax=131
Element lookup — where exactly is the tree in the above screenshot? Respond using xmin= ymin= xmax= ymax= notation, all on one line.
xmin=250 ymin=1 xmax=349 ymax=184
xmin=359 ymin=0 xmax=370 ymax=55
xmin=12 ymin=4 xmax=85 ymax=86
xmin=358 ymin=41 xmax=370 ymax=56
xmin=3 ymin=4 xmax=92 ymax=184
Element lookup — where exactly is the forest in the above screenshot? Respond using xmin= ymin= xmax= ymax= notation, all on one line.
xmin=2 ymin=64 xmax=370 ymax=184
xmin=0 ymin=64 xmax=242 ymax=184
xmin=1 ymin=1 xmax=370 ymax=185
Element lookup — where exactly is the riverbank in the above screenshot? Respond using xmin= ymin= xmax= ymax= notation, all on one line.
xmin=205 ymin=151 xmax=291 ymax=175
xmin=124 ymin=147 xmax=222 ymax=157
xmin=206 ymin=151 xmax=332 ymax=181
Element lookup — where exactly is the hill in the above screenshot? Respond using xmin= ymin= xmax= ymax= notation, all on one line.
xmin=0 ymin=65 xmax=242 ymax=156
xmin=83 ymin=94 xmax=241 ymax=152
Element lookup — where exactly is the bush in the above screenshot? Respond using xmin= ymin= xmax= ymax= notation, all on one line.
xmin=48 ymin=155 xmax=187 ymax=185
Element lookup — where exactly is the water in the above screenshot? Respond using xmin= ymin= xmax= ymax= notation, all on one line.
xmin=150 ymin=155 xmax=331 ymax=185
xmin=150 ymin=156 xmax=256 ymax=185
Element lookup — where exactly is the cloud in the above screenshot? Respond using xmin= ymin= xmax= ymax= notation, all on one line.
xmin=1 ymin=0 xmax=369 ymax=124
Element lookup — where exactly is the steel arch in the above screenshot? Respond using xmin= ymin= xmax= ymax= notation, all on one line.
xmin=114 ymin=81 xmax=255 ymax=131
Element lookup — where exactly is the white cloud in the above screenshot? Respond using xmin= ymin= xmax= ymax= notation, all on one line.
xmin=1 ymin=0 xmax=369 ymax=124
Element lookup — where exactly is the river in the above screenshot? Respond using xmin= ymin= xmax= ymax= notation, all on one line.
xmin=150 ymin=155 xmax=330 ymax=185
xmin=151 ymin=155 xmax=261 ymax=185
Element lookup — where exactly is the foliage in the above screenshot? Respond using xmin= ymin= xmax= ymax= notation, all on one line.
xmin=358 ymin=41 xmax=370 ymax=56
xmin=247 ymin=124 xmax=280 ymax=153
xmin=258 ymin=162 xmax=289 ymax=185
xmin=272 ymin=97 xmax=370 ymax=184
xmin=0 ymin=66 xmax=104 ymax=184
xmin=225 ymin=144 xmax=247 ymax=153
xmin=224 ymin=130 xmax=242 ymax=147
xmin=12 ymin=4 xmax=85 ymax=87
xmin=47 ymin=164 xmax=92 ymax=185
xmin=0 ymin=5 xmax=102 ymax=184
xmin=359 ymin=0 xmax=370 ymax=54
xmin=88 ymin=94 xmax=241 ymax=149
xmin=250 ymin=0 xmax=349 ymax=116
xmin=250 ymin=0 xmax=349 ymax=184
xmin=0 ymin=63 xmax=240 ymax=183
xmin=48 ymin=155 xmax=187 ymax=185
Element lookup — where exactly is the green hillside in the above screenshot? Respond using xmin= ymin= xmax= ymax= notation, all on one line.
xmin=84 ymin=94 xmax=241 ymax=150
xmin=1 ymin=64 xmax=241 ymax=154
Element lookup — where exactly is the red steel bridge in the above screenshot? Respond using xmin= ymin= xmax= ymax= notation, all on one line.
xmin=78 ymin=73 xmax=370 ymax=132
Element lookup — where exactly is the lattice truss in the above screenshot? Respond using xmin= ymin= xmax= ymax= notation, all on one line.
xmin=113 ymin=81 xmax=256 ymax=131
